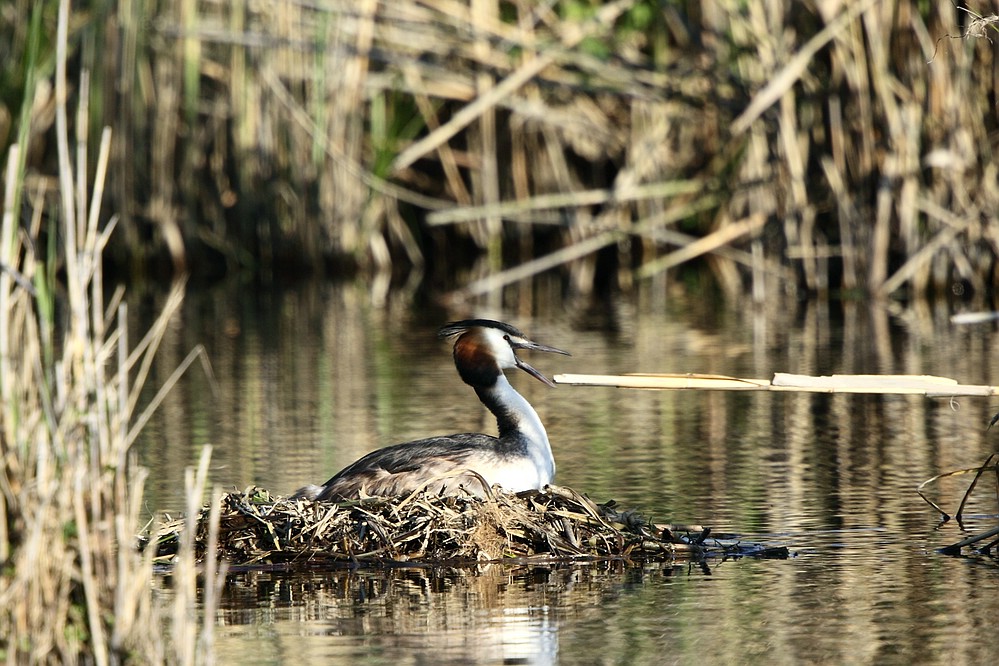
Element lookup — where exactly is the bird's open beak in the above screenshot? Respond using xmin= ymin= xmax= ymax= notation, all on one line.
xmin=512 ymin=341 xmax=571 ymax=387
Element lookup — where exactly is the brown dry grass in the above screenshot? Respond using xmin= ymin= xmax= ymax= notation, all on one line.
xmin=8 ymin=1 xmax=999 ymax=300
xmin=0 ymin=1 xmax=222 ymax=662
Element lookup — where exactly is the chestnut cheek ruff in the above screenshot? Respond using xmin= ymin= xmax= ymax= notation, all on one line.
xmin=452 ymin=335 xmax=502 ymax=388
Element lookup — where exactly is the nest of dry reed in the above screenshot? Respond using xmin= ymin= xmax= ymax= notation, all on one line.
xmin=152 ymin=484 xmax=788 ymax=568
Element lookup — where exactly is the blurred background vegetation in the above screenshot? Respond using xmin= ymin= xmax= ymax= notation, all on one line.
xmin=2 ymin=0 xmax=998 ymax=302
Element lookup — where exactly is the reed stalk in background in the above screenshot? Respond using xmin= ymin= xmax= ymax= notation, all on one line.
xmin=0 ymin=1 xmax=220 ymax=662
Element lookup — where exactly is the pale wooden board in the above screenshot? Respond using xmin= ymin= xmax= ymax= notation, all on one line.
xmin=553 ymin=373 xmax=999 ymax=396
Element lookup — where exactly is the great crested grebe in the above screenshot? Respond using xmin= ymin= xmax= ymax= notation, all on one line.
xmin=292 ymin=319 xmax=569 ymax=501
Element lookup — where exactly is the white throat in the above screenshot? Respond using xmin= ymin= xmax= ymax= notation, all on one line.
xmin=490 ymin=374 xmax=556 ymax=484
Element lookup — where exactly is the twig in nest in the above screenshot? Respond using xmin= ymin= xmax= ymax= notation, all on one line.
xmin=149 ymin=484 xmax=790 ymax=566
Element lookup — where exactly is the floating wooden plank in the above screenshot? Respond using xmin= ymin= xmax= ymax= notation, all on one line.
xmin=951 ymin=311 xmax=999 ymax=324
xmin=770 ymin=373 xmax=997 ymax=396
xmin=554 ymin=372 xmax=999 ymax=397
xmin=554 ymin=373 xmax=770 ymax=391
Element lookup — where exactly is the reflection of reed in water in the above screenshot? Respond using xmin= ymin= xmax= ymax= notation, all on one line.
xmin=212 ymin=563 xmax=693 ymax=665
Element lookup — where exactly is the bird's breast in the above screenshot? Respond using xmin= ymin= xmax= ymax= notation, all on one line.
xmin=477 ymin=449 xmax=554 ymax=492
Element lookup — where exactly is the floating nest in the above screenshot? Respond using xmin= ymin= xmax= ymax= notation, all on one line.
xmin=151 ymin=484 xmax=788 ymax=568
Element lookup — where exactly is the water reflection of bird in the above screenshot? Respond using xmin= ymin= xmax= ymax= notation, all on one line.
xmin=292 ymin=319 xmax=570 ymax=501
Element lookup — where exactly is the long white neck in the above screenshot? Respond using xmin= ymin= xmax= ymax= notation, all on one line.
xmin=475 ymin=374 xmax=556 ymax=482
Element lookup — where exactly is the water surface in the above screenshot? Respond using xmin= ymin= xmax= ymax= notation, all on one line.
xmin=139 ymin=281 xmax=999 ymax=664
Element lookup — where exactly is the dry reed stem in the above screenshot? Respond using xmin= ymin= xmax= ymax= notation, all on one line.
xmin=0 ymin=2 xmax=223 ymax=659
xmin=879 ymin=199 xmax=974 ymax=296
xmin=450 ymin=192 xmax=720 ymax=299
xmin=732 ymin=0 xmax=879 ymax=136
xmin=391 ymin=0 xmax=633 ymax=172
xmin=636 ymin=214 xmax=766 ymax=279
xmin=426 ymin=179 xmax=706 ymax=226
